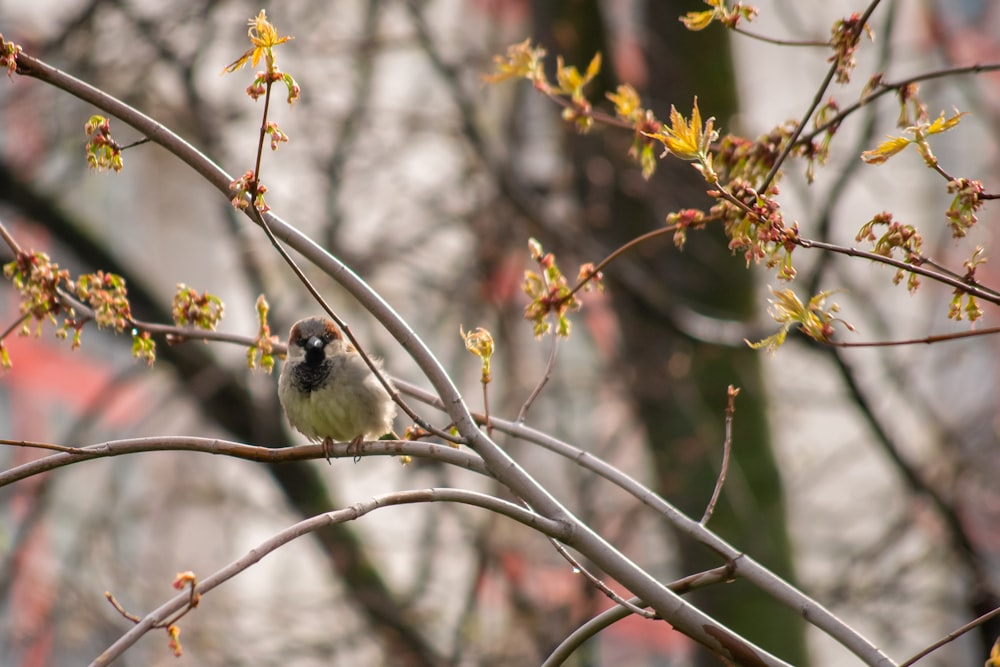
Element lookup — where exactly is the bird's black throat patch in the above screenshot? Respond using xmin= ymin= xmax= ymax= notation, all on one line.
xmin=292 ymin=356 xmax=333 ymax=393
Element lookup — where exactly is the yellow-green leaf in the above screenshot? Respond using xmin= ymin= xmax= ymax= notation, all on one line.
xmin=584 ymin=52 xmax=602 ymax=83
xmin=925 ymin=110 xmax=967 ymax=136
xmin=746 ymin=329 xmax=787 ymax=353
xmin=861 ymin=135 xmax=910 ymax=164
xmin=681 ymin=9 xmax=717 ymax=31
xmin=607 ymin=84 xmax=641 ymax=120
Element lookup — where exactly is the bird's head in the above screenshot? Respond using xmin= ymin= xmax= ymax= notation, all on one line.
xmin=287 ymin=317 xmax=344 ymax=365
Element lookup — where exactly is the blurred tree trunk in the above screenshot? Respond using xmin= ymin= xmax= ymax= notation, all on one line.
xmin=531 ymin=1 xmax=809 ymax=664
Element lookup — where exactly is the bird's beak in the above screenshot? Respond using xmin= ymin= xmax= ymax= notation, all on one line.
xmin=306 ymin=336 xmax=324 ymax=351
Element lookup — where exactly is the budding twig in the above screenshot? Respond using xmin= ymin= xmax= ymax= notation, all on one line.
xmin=701 ymin=385 xmax=739 ymax=525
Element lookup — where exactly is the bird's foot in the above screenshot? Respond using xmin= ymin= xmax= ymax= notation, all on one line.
xmin=321 ymin=437 xmax=334 ymax=465
xmin=347 ymin=434 xmax=364 ymax=463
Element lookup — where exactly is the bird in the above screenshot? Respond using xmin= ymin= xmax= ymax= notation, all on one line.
xmin=278 ymin=316 xmax=396 ymax=461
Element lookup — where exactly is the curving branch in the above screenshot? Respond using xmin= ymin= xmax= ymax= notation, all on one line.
xmin=393 ymin=379 xmax=896 ymax=666
xmin=0 ymin=436 xmax=488 ymax=488
xmin=91 ymin=488 xmax=562 ymax=666
xmin=542 ymin=566 xmax=735 ymax=667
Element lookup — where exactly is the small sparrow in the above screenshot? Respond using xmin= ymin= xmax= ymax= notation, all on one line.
xmin=278 ymin=317 xmax=396 ymax=459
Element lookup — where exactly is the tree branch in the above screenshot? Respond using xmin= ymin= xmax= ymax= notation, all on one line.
xmin=393 ymin=379 xmax=896 ymax=666
xmin=0 ymin=436 xmax=487 ymax=488
xmin=91 ymin=488 xmax=561 ymax=666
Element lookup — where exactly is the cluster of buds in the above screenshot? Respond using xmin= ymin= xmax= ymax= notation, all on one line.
xmin=828 ymin=13 xmax=873 ymax=84
xmin=228 ymin=170 xmax=269 ymax=212
xmin=245 ymin=68 xmax=300 ymax=105
xmin=855 ymin=212 xmax=924 ymax=292
xmin=521 ymin=238 xmax=605 ymax=339
xmin=0 ymin=33 xmax=21 ymax=77
xmin=248 ymin=294 xmax=278 ymax=372
xmin=2 ymin=250 xmax=156 ymax=363
xmin=85 ymin=115 xmax=123 ymax=172
xmin=76 ymin=270 xmax=131 ymax=333
xmin=172 ymin=284 xmax=224 ymax=331
xmin=945 ymin=178 xmax=984 ymax=239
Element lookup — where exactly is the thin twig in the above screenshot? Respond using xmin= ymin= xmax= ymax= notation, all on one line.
xmin=0 ymin=220 xmax=273 ymax=350
xmin=898 ymin=605 xmax=1000 ymax=667
xmin=162 ymin=580 xmax=201 ymax=627
xmin=251 ymin=82 xmax=273 ymax=190
xmin=514 ymin=491 xmax=652 ymax=618
xmin=0 ymin=219 xmax=24 ymax=255
xmin=105 ymin=592 xmax=142 ymax=623
xmin=546 ymin=536 xmax=655 ymax=619
xmin=562 ymin=224 xmax=684 ymax=303
xmin=541 ymin=565 xmax=737 ymax=667
xmin=516 ymin=327 xmax=558 ymax=423
xmin=732 ymin=26 xmax=829 ymax=48
xmin=701 ymin=385 xmax=739 ymax=525
xmin=481 ymin=381 xmax=492 ymax=438
xmin=107 ymin=580 xmax=200 ymax=629
xmin=828 ymin=325 xmax=1000 ymax=347
xmin=801 ymin=62 xmax=1000 ymax=145
xmin=758 ymin=0 xmax=884 ymax=194
xmin=119 ymin=137 xmax=151 ymax=151
xmin=795 ymin=236 xmax=1000 ymax=305
xmin=0 ymin=312 xmax=30 ymax=343
xmin=806 ymin=0 xmax=896 ymax=295
xmin=906 ymin=248 xmax=1000 ymax=298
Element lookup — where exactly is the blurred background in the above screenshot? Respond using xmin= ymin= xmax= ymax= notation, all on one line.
xmin=0 ymin=0 xmax=999 ymax=665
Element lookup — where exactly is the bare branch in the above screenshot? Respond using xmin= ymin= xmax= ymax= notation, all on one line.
xmin=91 ymin=488 xmax=562 ymax=666
xmin=545 ymin=537 xmax=655 ymax=619
xmin=542 ymin=565 xmax=736 ymax=667
xmin=393 ymin=379 xmax=896 ymax=667
xmin=0 ymin=436 xmax=488 ymax=488
xmin=899 ymin=605 xmax=1000 ymax=667
xmin=732 ymin=26 xmax=829 ymax=48
xmin=516 ymin=328 xmax=558 ymax=423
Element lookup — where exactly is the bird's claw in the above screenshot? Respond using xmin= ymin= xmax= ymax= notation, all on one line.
xmin=347 ymin=435 xmax=364 ymax=463
xmin=321 ymin=437 xmax=334 ymax=465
